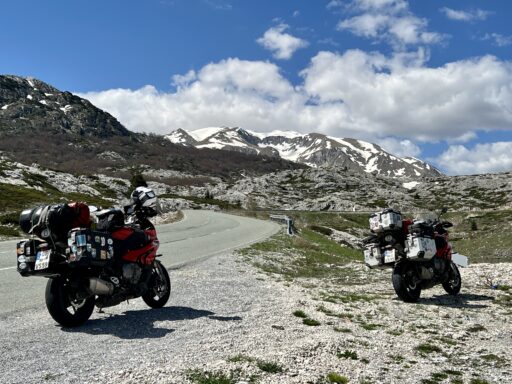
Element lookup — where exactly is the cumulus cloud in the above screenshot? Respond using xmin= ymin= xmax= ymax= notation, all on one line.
xmin=435 ymin=142 xmax=512 ymax=175
xmin=440 ymin=7 xmax=491 ymax=22
xmin=257 ymin=24 xmax=308 ymax=60
xmin=379 ymin=138 xmax=421 ymax=158
xmin=80 ymin=52 xmax=512 ymax=165
xmin=336 ymin=0 xmax=445 ymax=48
xmin=301 ymin=50 xmax=512 ymax=140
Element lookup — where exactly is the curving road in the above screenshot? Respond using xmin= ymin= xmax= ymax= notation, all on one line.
xmin=0 ymin=210 xmax=279 ymax=316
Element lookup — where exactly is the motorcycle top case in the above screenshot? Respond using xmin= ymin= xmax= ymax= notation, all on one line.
xmin=67 ymin=229 xmax=114 ymax=266
xmin=405 ymin=234 xmax=436 ymax=260
xmin=369 ymin=209 xmax=402 ymax=232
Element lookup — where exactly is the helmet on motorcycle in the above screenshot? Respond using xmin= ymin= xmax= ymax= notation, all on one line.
xmin=127 ymin=187 xmax=160 ymax=217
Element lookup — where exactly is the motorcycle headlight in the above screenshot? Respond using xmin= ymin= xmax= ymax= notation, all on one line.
xmin=384 ymin=234 xmax=394 ymax=242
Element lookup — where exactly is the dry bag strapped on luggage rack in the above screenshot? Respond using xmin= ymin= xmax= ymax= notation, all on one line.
xmin=19 ymin=203 xmax=91 ymax=243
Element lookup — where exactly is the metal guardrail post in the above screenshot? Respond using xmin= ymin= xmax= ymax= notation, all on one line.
xmin=270 ymin=215 xmax=295 ymax=236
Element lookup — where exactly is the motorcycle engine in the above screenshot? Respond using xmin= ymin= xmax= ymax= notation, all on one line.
xmin=122 ymin=263 xmax=142 ymax=284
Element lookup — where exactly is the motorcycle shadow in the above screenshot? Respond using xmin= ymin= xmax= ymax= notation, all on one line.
xmin=416 ymin=293 xmax=494 ymax=309
xmin=62 ymin=306 xmax=242 ymax=339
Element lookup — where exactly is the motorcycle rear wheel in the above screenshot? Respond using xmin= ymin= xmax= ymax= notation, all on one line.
xmin=392 ymin=262 xmax=422 ymax=303
xmin=45 ymin=278 xmax=95 ymax=327
xmin=142 ymin=260 xmax=171 ymax=308
xmin=442 ymin=262 xmax=461 ymax=295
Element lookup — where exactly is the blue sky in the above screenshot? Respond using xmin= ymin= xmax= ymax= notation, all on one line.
xmin=2 ymin=0 xmax=512 ymax=175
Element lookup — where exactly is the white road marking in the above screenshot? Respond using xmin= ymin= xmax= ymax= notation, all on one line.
xmin=0 ymin=266 xmax=15 ymax=271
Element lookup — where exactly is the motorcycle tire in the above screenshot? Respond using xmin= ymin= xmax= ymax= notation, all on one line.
xmin=45 ymin=277 xmax=95 ymax=327
xmin=142 ymin=260 xmax=171 ymax=308
xmin=442 ymin=262 xmax=461 ymax=295
xmin=392 ymin=262 xmax=422 ymax=303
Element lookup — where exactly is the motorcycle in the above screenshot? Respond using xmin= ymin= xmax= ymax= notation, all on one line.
xmin=16 ymin=196 xmax=171 ymax=327
xmin=363 ymin=208 xmax=468 ymax=302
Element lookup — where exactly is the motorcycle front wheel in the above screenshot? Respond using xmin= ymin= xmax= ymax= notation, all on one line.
xmin=142 ymin=260 xmax=171 ymax=308
xmin=392 ymin=262 xmax=422 ymax=303
xmin=442 ymin=262 xmax=461 ymax=295
xmin=45 ymin=277 xmax=95 ymax=327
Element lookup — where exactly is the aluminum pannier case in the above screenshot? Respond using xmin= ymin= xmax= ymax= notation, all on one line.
xmin=369 ymin=209 xmax=402 ymax=232
xmin=406 ymin=235 xmax=436 ymax=260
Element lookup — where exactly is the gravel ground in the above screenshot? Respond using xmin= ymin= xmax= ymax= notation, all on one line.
xmin=1 ymin=252 xmax=511 ymax=384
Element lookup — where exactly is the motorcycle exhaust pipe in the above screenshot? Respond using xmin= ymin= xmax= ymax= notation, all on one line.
xmin=88 ymin=277 xmax=114 ymax=295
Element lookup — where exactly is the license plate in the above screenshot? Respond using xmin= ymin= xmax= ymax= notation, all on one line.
xmin=384 ymin=249 xmax=396 ymax=263
xmin=35 ymin=249 xmax=51 ymax=270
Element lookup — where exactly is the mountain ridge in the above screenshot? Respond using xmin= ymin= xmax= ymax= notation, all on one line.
xmin=166 ymin=126 xmax=442 ymax=179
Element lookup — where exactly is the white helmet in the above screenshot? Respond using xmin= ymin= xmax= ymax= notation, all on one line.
xmin=128 ymin=187 xmax=160 ymax=217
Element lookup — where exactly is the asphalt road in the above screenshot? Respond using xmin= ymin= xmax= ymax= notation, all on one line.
xmin=0 ymin=210 xmax=279 ymax=316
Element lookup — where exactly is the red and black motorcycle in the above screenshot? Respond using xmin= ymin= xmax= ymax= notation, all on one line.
xmin=363 ymin=208 xmax=468 ymax=302
xmin=16 ymin=187 xmax=171 ymax=327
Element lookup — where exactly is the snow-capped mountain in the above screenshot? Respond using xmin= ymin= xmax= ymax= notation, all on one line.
xmin=165 ymin=127 xmax=442 ymax=178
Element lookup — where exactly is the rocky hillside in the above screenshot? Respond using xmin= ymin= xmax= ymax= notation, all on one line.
xmin=166 ymin=127 xmax=442 ymax=179
xmin=160 ymin=167 xmax=512 ymax=212
xmin=0 ymin=75 xmax=303 ymax=178
xmin=0 ymin=75 xmax=130 ymax=138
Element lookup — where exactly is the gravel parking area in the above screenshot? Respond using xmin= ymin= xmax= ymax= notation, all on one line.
xmin=1 ymin=251 xmax=511 ymax=384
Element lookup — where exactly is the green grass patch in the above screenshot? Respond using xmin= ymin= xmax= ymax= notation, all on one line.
xmin=467 ymin=324 xmax=486 ymax=333
xmin=239 ymin=229 xmax=360 ymax=280
xmin=187 ymin=369 xmax=236 ymax=384
xmin=227 ymin=354 xmax=255 ymax=363
xmin=256 ymin=360 xmax=283 ymax=373
xmin=293 ymin=310 xmax=308 ymax=318
xmin=0 ymin=225 xmax=20 ymax=237
xmin=470 ymin=379 xmax=491 ymax=384
xmin=327 ymin=372 xmax=349 ymax=384
xmin=303 ymin=318 xmax=321 ymax=326
xmin=359 ymin=323 xmax=381 ymax=331
xmin=337 ymin=350 xmax=358 ymax=360
xmin=415 ymin=343 xmax=443 ymax=355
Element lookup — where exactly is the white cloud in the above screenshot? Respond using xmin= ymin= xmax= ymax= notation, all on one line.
xmin=336 ymin=0 xmax=445 ymax=48
xmin=482 ymin=33 xmax=512 ymax=47
xmin=301 ymin=50 xmax=512 ymax=140
xmin=379 ymin=138 xmax=421 ymax=157
xmin=80 ymin=52 xmax=512 ymax=159
xmin=435 ymin=142 xmax=512 ymax=175
xmin=440 ymin=7 xmax=491 ymax=22
xmin=257 ymin=24 xmax=309 ymax=60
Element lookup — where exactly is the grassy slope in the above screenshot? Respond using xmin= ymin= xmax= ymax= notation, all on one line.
xmin=239 ymin=210 xmax=512 ymax=279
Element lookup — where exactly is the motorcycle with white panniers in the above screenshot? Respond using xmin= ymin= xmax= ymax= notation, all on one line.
xmin=363 ymin=208 xmax=468 ymax=302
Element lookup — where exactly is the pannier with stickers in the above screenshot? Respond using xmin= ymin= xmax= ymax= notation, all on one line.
xmin=67 ymin=229 xmax=114 ymax=266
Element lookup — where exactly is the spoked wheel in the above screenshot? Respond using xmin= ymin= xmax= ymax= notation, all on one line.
xmin=442 ymin=262 xmax=461 ymax=295
xmin=142 ymin=260 xmax=171 ymax=308
xmin=392 ymin=262 xmax=422 ymax=303
xmin=45 ymin=278 xmax=95 ymax=327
